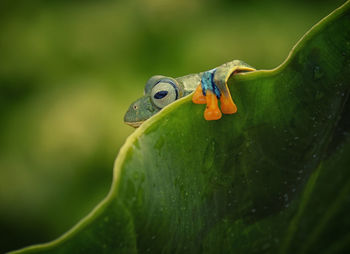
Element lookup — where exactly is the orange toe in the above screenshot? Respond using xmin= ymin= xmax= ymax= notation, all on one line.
xmin=204 ymin=107 xmax=222 ymax=120
xmin=192 ymin=85 xmax=206 ymax=104
xmin=204 ymin=90 xmax=222 ymax=120
xmin=220 ymin=94 xmax=237 ymax=114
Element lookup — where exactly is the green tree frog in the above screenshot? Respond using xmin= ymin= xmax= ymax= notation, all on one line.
xmin=124 ymin=60 xmax=255 ymax=128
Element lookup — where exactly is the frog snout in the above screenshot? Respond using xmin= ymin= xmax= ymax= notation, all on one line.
xmin=124 ymin=102 xmax=139 ymax=125
xmin=124 ymin=96 xmax=160 ymax=128
xmin=124 ymin=100 xmax=149 ymax=128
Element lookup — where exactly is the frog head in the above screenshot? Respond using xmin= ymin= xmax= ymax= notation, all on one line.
xmin=124 ymin=75 xmax=184 ymax=128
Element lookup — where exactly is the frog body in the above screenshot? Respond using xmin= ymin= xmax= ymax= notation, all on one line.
xmin=124 ymin=60 xmax=255 ymax=128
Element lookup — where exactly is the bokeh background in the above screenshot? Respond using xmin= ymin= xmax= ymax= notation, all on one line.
xmin=0 ymin=0 xmax=346 ymax=252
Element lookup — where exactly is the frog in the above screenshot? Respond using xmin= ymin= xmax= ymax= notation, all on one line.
xmin=124 ymin=60 xmax=255 ymax=128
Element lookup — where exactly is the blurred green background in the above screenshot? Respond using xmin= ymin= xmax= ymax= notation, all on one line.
xmin=0 ymin=0 xmax=346 ymax=252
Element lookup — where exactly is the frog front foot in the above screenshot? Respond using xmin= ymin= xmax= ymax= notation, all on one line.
xmin=192 ymin=62 xmax=255 ymax=120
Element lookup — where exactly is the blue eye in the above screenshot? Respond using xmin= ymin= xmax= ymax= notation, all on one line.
xmin=154 ymin=90 xmax=168 ymax=99
xmin=151 ymin=81 xmax=178 ymax=109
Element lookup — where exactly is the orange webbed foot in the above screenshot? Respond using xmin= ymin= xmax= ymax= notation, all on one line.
xmin=204 ymin=90 xmax=222 ymax=120
xmin=192 ymin=85 xmax=206 ymax=104
xmin=220 ymin=94 xmax=237 ymax=114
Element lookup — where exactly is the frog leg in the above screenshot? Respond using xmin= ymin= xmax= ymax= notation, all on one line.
xmin=192 ymin=82 xmax=221 ymax=120
xmin=214 ymin=65 xmax=255 ymax=114
xmin=192 ymin=84 xmax=206 ymax=104
xmin=204 ymin=89 xmax=222 ymax=120
xmin=192 ymin=70 xmax=222 ymax=120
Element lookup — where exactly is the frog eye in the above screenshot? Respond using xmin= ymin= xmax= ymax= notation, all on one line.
xmin=151 ymin=80 xmax=179 ymax=109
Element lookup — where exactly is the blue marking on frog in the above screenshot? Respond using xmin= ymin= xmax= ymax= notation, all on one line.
xmin=200 ymin=69 xmax=221 ymax=99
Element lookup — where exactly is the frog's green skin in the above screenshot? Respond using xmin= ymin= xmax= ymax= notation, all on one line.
xmin=124 ymin=60 xmax=254 ymax=128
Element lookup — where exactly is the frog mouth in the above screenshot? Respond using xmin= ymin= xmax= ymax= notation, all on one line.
xmin=125 ymin=121 xmax=144 ymax=128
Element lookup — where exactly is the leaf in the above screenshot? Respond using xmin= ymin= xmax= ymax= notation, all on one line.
xmin=11 ymin=1 xmax=350 ymax=253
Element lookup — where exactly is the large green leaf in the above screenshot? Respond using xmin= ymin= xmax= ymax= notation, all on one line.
xmin=11 ymin=1 xmax=350 ymax=253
